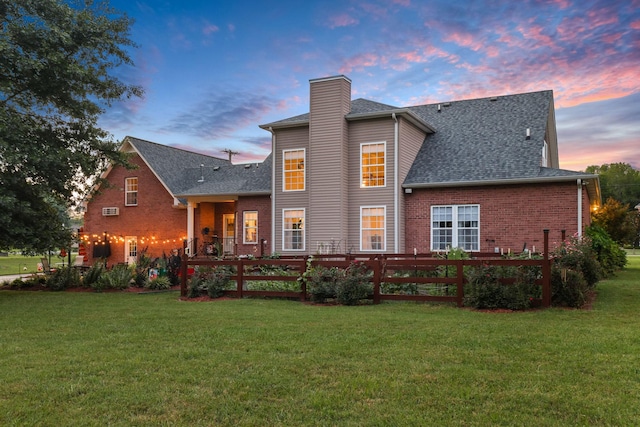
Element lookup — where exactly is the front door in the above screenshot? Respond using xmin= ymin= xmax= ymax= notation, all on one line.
xmin=125 ymin=236 xmax=137 ymax=264
xmin=223 ymin=214 xmax=235 ymax=255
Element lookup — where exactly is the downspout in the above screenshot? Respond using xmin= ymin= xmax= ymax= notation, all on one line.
xmin=577 ymin=178 xmax=583 ymax=238
xmin=268 ymin=127 xmax=276 ymax=254
xmin=392 ymin=113 xmax=399 ymax=253
xmin=187 ymin=201 xmax=196 ymax=256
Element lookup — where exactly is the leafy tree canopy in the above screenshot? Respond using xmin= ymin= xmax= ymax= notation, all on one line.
xmin=0 ymin=0 xmax=142 ymax=253
xmin=592 ymin=197 xmax=636 ymax=245
xmin=585 ymin=163 xmax=640 ymax=210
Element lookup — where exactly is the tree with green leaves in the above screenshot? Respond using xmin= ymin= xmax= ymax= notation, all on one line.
xmin=585 ymin=163 xmax=640 ymax=209
xmin=592 ymin=197 xmax=636 ymax=245
xmin=0 ymin=0 xmax=142 ymax=253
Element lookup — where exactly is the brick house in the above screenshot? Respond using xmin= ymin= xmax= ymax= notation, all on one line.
xmin=82 ymin=137 xmax=271 ymax=265
xmin=83 ymin=74 xmax=599 ymax=264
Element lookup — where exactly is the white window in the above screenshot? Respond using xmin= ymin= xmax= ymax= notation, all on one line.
xmin=125 ymin=177 xmax=138 ymax=206
xmin=431 ymin=205 xmax=479 ymax=251
xmin=360 ymin=206 xmax=386 ymax=251
xmin=243 ymin=211 xmax=258 ymax=244
xmin=541 ymin=140 xmax=548 ymax=167
xmin=283 ymin=149 xmax=305 ymax=191
xmin=361 ymin=142 xmax=386 ymax=187
xmin=283 ymin=209 xmax=305 ymax=251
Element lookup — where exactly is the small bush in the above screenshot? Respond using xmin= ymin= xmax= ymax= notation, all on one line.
xmin=463 ymin=265 xmax=536 ymax=310
xmin=305 ymin=265 xmax=340 ymax=303
xmin=46 ymin=267 xmax=80 ymax=291
xmin=95 ymin=265 xmax=132 ymax=291
xmin=551 ymin=267 xmax=588 ymax=308
xmin=145 ymin=276 xmax=172 ymax=290
xmin=187 ymin=275 xmax=204 ymax=298
xmin=585 ymin=224 xmax=627 ymax=276
xmin=335 ymin=261 xmax=372 ymax=305
xmin=553 ymin=234 xmax=602 ymax=289
xmin=204 ymin=266 xmax=233 ymax=298
xmin=82 ymin=263 xmax=104 ymax=287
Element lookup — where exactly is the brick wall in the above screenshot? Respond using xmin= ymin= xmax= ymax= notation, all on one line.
xmin=236 ymin=196 xmax=272 ymax=256
xmin=83 ymin=155 xmax=187 ymax=265
xmin=405 ymin=182 xmax=592 ymax=253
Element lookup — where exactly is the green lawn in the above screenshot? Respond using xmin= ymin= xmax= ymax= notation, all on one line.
xmin=1 ymin=259 xmax=639 ymax=426
xmin=0 ymin=254 xmax=79 ymax=276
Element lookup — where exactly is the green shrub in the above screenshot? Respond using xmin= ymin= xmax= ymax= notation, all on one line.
xmin=82 ymin=263 xmax=104 ymax=287
xmin=133 ymin=271 xmax=147 ymax=288
xmin=335 ymin=261 xmax=372 ymax=305
xmin=204 ymin=266 xmax=233 ymax=298
xmin=380 ymin=280 xmax=418 ymax=295
xmin=585 ymin=224 xmax=627 ymax=276
xmin=553 ymin=233 xmax=601 ymax=289
xmin=145 ymin=276 xmax=172 ymax=290
xmin=305 ymin=265 xmax=340 ymax=303
xmin=95 ymin=264 xmax=132 ymax=291
xmin=463 ymin=265 xmax=537 ymax=310
xmin=187 ymin=275 xmax=204 ymax=298
xmin=46 ymin=267 xmax=80 ymax=291
xmin=551 ymin=266 xmax=588 ymax=308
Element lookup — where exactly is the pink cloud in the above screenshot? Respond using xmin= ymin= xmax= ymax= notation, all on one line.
xmin=202 ymin=23 xmax=219 ymax=35
xmin=339 ymin=52 xmax=380 ymax=73
xmin=327 ymin=13 xmax=359 ymax=29
xmin=631 ymin=20 xmax=640 ymax=30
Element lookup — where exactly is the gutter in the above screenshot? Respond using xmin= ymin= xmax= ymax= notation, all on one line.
xmin=392 ymin=112 xmax=399 ymax=253
xmin=403 ymin=174 xmax=599 ymax=189
xmin=267 ymin=127 xmax=276 ymax=254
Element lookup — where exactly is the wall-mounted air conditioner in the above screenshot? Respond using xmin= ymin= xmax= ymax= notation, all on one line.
xmin=102 ymin=207 xmax=119 ymax=216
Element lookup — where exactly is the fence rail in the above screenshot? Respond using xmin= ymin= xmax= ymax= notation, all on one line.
xmin=180 ymin=231 xmax=553 ymax=307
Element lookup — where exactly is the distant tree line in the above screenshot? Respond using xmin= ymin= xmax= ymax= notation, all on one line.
xmin=586 ymin=163 xmax=640 ymax=247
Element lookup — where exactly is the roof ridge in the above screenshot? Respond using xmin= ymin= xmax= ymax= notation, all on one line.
xmin=406 ymin=90 xmax=553 ymax=109
xmin=125 ymin=136 xmax=230 ymax=163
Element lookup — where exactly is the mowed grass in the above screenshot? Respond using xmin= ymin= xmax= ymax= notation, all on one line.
xmin=1 ymin=258 xmax=639 ymax=426
xmin=0 ymin=254 xmax=45 ymax=276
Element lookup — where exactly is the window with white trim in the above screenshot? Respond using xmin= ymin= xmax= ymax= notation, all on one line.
xmin=541 ymin=140 xmax=548 ymax=167
xmin=360 ymin=206 xmax=386 ymax=251
xmin=283 ymin=149 xmax=305 ymax=191
xmin=361 ymin=142 xmax=385 ymax=187
xmin=283 ymin=209 xmax=304 ymax=251
xmin=431 ymin=205 xmax=479 ymax=251
xmin=125 ymin=177 xmax=138 ymax=206
xmin=243 ymin=211 xmax=258 ymax=244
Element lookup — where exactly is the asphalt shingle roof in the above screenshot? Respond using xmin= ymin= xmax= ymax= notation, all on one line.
xmin=126 ymin=137 xmax=271 ymax=197
xmin=404 ymin=91 xmax=555 ymax=185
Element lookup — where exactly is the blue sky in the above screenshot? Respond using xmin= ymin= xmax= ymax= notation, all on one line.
xmin=101 ymin=0 xmax=640 ymax=171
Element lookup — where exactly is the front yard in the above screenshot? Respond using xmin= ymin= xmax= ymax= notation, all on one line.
xmin=0 ymin=257 xmax=638 ymax=425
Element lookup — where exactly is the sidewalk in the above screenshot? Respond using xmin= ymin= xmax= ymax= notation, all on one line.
xmin=0 ymin=274 xmax=39 ymax=283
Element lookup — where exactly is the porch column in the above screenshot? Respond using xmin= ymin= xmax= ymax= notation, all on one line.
xmin=187 ymin=202 xmax=196 ymax=256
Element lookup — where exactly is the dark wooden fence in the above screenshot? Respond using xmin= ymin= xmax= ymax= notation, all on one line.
xmin=181 ymin=230 xmax=553 ymax=307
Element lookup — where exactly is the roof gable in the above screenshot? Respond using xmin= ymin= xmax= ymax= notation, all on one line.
xmin=404 ymin=91 xmax=556 ymax=185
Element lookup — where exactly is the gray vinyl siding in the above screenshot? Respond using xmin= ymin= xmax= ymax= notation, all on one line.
xmin=398 ymin=118 xmax=428 ymax=252
xmin=347 ymin=118 xmax=395 ymax=253
xmin=308 ymin=77 xmax=351 ymax=254
xmin=273 ymin=126 xmax=309 ymax=253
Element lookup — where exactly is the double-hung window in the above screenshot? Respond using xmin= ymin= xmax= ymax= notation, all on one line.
xmin=361 ymin=142 xmax=385 ymax=187
xmin=361 ymin=206 xmax=386 ymax=251
xmin=431 ymin=205 xmax=479 ymax=251
xmin=283 ymin=149 xmax=305 ymax=191
xmin=243 ymin=211 xmax=258 ymax=244
xmin=283 ymin=209 xmax=304 ymax=251
xmin=125 ymin=177 xmax=138 ymax=206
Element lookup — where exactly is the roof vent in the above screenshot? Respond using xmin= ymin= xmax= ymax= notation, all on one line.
xmin=213 ymin=166 xmax=220 ymax=171
xmin=197 ymin=164 xmax=204 ymax=182
xmin=244 ymin=164 xmax=251 ymax=169
xmin=489 ymin=96 xmax=498 ymax=102
xmin=443 ymin=102 xmax=451 ymax=107
xmin=437 ymin=104 xmax=441 ymax=112
xmin=526 ymin=128 xmax=531 ymax=140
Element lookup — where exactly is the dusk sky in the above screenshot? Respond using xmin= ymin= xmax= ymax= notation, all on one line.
xmin=102 ymin=0 xmax=640 ymax=171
